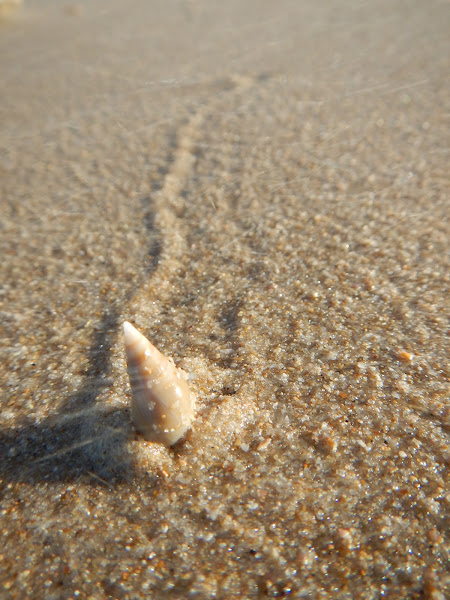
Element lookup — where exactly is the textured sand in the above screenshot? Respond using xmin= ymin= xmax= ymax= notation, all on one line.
xmin=0 ymin=1 xmax=449 ymax=598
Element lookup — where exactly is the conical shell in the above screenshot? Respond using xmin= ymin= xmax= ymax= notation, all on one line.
xmin=123 ymin=321 xmax=195 ymax=446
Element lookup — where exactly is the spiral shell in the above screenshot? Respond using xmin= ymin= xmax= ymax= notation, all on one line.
xmin=123 ymin=321 xmax=195 ymax=446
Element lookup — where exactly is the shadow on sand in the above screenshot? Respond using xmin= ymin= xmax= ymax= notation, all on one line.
xmin=0 ymin=195 xmax=165 ymax=486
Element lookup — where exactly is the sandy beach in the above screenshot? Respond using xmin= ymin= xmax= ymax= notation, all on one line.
xmin=0 ymin=1 xmax=448 ymax=598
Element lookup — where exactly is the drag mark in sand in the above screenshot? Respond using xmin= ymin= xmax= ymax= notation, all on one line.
xmin=148 ymin=74 xmax=257 ymax=276
xmin=126 ymin=75 xmax=263 ymax=448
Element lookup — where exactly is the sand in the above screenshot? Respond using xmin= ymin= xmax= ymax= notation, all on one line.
xmin=0 ymin=0 xmax=448 ymax=598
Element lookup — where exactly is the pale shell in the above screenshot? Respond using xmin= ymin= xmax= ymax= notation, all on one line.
xmin=123 ymin=321 xmax=195 ymax=446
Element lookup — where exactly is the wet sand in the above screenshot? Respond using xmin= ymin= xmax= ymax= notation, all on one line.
xmin=0 ymin=1 xmax=448 ymax=598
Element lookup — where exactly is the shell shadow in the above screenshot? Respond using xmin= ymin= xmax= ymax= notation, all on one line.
xmin=0 ymin=307 xmax=134 ymax=485
xmin=0 ymin=194 xmax=164 ymax=485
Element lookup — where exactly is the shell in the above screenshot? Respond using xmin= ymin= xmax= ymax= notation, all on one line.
xmin=123 ymin=321 xmax=195 ymax=446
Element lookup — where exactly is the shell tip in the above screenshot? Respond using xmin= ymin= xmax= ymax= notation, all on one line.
xmin=123 ymin=321 xmax=141 ymax=345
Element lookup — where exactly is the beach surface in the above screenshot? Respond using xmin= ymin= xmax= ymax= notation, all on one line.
xmin=0 ymin=1 xmax=449 ymax=598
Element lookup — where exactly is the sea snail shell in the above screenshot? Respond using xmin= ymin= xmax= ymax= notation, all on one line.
xmin=123 ymin=321 xmax=196 ymax=446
